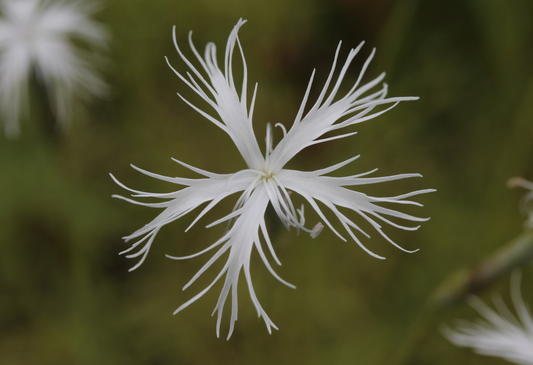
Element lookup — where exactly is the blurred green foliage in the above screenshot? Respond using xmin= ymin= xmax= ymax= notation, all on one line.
xmin=1 ymin=0 xmax=533 ymax=364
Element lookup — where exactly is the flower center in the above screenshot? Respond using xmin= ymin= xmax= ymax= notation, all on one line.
xmin=261 ymin=171 xmax=275 ymax=181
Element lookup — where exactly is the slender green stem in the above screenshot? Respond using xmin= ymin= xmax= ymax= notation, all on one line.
xmin=387 ymin=229 xmax=533 ymax=365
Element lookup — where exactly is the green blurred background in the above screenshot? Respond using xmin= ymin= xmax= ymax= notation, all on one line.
xmin=2 ymin=0 xmax=533 ymax=364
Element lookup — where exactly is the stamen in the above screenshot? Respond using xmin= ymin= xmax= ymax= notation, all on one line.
xmin=265 ymin=123 xmax=273 ymax=160
xmin=310 ymin=222 xmax=324 ymax=238
xmin=275 ymin=123 xmax=287 ymax=137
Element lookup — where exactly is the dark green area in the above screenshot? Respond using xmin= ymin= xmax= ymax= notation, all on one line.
xmin=1 ymin=0 xmax=533 ymax=364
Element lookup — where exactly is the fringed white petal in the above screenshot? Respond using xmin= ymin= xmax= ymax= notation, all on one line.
xmin=173 ymin=186 xmax=292 ymax=339
xmin=0 ymin=0 xmax=107 ymax=137
xmin=268 ymin=43 xmax=418 ymax=170
xmin=445 ymin=272 xmax=533 ymax=365
xmin=167 ymin=19 xmax=264 ymax=169
xmin=278 ymin=168 xmax=433 ymax=258
xmin=113 ymin=164 xmax=256 ymax=271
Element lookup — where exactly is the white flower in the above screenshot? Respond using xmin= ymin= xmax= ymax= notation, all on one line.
xmin=0 ymin=0 xmax=107 ymax=138
xmin=508 ymin=177 xmax=533 ymax=229
xmin=112 ymin=19 xmax=434 ymax=339
xmin=444 ymin=272 xmax=533 ymax=365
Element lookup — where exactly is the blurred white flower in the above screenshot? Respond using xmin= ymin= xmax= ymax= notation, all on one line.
xmin=0 ymin=0 xmax=107 ymax=138
xmin=444 ymin=272 xmax=533 ymax=365
xmin=112 ymin=19 xmax=434 ymax=339
xmin=508 ymin=177 xmax=533 ymax=229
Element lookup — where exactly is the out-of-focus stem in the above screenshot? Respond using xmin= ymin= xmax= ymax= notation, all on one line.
xmin=429 ymin=229 xmax=533 ymax=308
xmin=387 ymin=229 xmax=533 ymax=365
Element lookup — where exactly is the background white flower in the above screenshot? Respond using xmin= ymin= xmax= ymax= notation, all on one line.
xmin=444 ymin=272 xmax=533 ymax=365
xmin=112 ymin=19 xmax=434 ymax=339
xmin=0 ymin=0 xmax=107 ymax=138
xmin=508 ymin=177 xmax=533 ymax=229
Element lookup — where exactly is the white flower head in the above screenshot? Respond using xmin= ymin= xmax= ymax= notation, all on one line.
xmin=508 ymin=177 xmax=533 ymax=229
xmin=112 ymin=19 xmax=434 ymax=339
xmin=0 ymin=0 xmax=108 ymax=138
xmin=444 ymin=272 xmax=533 ymax=365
